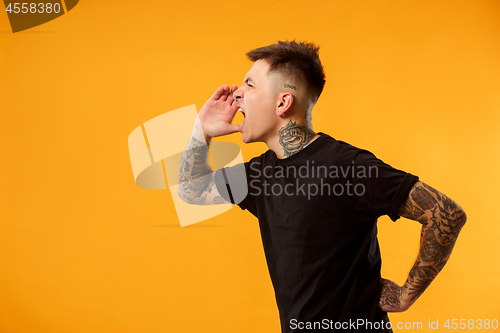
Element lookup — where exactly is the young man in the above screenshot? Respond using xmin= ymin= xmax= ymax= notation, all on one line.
xmin=178 ymin=41 xmax=467 ymax=332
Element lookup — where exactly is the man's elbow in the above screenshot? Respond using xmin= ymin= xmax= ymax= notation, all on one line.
xmin=443 ymin=195 xmax=467 ymax=227
xmin=454 ymin=204 xmax=467 ymax=230
xmin=460 ymin=207 xmax=467 ymax=224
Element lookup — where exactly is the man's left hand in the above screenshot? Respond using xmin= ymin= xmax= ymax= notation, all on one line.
xmin=378 ymin=278 xmax=412 ymax=313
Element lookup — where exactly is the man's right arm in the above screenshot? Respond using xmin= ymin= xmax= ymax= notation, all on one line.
xmin=177 ymin=124 xmax=228 ymax=205
xmin=177 ymin=85 xmax=242 ymax=205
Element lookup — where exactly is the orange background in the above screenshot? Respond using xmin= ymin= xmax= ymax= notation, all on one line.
xmin=1 ymin=0 xmax=499 ymax=332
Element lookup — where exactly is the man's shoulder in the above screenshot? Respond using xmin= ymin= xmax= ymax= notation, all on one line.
xmin=245 ymin=146 xmax=282 ymax=165
xmin=315 ymin=132 xmax=377 ymax=160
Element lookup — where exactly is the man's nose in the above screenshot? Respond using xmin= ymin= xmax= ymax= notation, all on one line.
xmin=233 ymin=87 xmax=243 ymax=100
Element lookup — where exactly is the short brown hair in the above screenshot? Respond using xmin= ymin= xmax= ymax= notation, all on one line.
xmin=246 ymin=40 xmax=326 ymax=101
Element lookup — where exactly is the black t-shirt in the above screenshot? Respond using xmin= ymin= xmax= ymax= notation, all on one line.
xmin=215 ymin=133 xmax=419 ymax=332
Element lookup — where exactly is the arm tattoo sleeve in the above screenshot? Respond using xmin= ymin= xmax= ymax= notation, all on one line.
xmin=177 ymin=136 xmax=228 ymax=205
xmin=397 ymin=181 xmax=467 ymax=302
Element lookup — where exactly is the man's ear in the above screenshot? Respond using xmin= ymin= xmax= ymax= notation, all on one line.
xmin=276 ymin=92 xmax=294 ymax=117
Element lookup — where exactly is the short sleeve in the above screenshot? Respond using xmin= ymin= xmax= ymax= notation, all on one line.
xmin=214 ymin=161 xmax=257 ymax=216
xmin=352 ymin=152 xmax=419 ymax=221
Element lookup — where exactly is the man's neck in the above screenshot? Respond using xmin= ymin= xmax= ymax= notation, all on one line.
xmin=267 ymin=119 xmax=319 ymax=159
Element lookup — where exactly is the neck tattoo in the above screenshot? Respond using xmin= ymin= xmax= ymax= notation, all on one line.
xmin=278 ymin=120 xmax=316 ymax=157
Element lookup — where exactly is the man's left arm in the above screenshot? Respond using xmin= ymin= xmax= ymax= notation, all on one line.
xmin=379 ymin=181 xmax=467 ymax=312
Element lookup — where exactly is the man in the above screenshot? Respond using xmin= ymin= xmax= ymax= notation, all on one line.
xmin=178 ymin=41 xmax=467 ymax=332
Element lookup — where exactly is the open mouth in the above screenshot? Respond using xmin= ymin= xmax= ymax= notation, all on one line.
xmin=238 ymin=108 xmax=245 ymax=132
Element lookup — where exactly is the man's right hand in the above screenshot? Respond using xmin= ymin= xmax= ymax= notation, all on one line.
xmin=198 ymin=84 xmax=242 ymax=142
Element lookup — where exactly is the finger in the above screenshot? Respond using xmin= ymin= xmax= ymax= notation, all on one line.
xmin=227 ymin=85 xmax=239 ymax=105
xmin=230 ymin=97 xmax=239 ymax=107
xmin=226 ymin=90 xmax=235 ymax=104
xmin=230 ymin=84 xmax=239 ymax=103
xmin=225 ymin=123 xmax=243 ymax=134
xmin=220 ymin=85 xmax=230 ymax=101
xmin=210 ymin=86 xmax=224 ymax=100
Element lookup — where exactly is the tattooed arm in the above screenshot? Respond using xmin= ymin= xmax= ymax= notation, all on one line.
xmin=379 ymin=181 xmax=467 ymax=312
xmin=177 ymin=130 xmax=228 ymax=205
xmin=177 ymin=85 xmax=241 ymax=205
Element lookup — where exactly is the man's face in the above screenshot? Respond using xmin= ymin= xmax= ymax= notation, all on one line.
xmin=233 ymin=59 xmax=281 ymax=143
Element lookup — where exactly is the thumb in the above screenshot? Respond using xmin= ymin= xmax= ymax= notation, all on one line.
xmin=225 ymin=123 xmax=243 ymax=134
